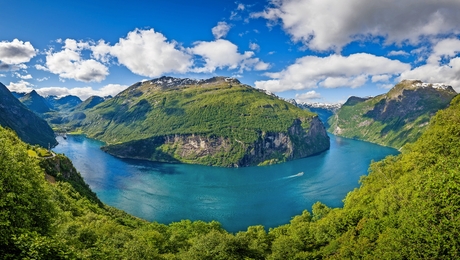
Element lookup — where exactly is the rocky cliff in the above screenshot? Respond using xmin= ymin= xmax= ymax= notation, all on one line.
xmin=102 ymin=116 xmax=329 ymax=167
xmin=328 ymin=80 xmax=457 ymax=148
xmin=0 ymin=82 xmax=57 ymax=147
xmin=71 ymin=76 xmax=330 ymax=167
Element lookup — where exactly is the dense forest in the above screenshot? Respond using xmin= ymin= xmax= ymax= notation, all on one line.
xmin=2 ymin=95 xmax=460 ymax=259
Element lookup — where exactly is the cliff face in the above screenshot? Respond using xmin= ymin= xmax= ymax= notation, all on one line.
xmin=328 ymin=80 xmax=457 ymax=148
xmin=102 ymin=116 xmax=330 ymax=167
xmin=0 ymin=82 xmax=57 ymax=147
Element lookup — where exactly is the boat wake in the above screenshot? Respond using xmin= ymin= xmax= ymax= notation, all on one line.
xmin=282 ymin=172 xmax=304 ymax=179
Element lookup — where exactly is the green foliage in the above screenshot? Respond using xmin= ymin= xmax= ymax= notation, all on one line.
xmin=0 ymin=126 xmax=57 ymax=257
xmin=3 ymin=94 xmax=460 ymax=258
xmin=329 ymin=80 xmax=457 ymax=148
xmin=62 ymin=78 xmax=325 ymax=166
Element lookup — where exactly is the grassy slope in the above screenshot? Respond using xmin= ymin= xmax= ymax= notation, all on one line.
xmin=2 ymin=94 xmax=460 ymax=258
xmin=328 ymin=80 xmax=456 ymax=148
xmin=78 ymin=80 xmax=315 ymax=145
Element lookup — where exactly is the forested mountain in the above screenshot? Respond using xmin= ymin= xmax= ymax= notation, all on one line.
xmin=64 ymin=76 xmax=330 ymax=167
xmin=329 ymin=80 xmax=457 ymax=148
xmin=2 ymin=87 xmax=460 ymax=259
xmin=0 ymin=82 xmax=56 ymax=147
xmin=19 ymin=90 xmax=52 ymax=114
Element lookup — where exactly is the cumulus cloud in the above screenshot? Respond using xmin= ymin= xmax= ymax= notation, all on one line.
xmin=6 ymin=80 xmax=34 ymax=93
xmin=212 ymin=22 xmax=231 ymax=39
xmin=0 ymin=39 xmax=37 ymax=64
xmin=399 ymin=38 xmax=460 ymax=90
xmin=190 ymin=39 xmax=270 ymax=73
xmin=13 ymin=72 xmax=33 ymax=80
xmin=35 ymin=84 xmax=128 ymax=100
xmin=255 ymin=53 xmax=410 ymax=92
xmin=388 ymin=50 xmax=410 ymax=57
xmin=106 ymin=29 xmax=193 ymax=77
xmin=252 ymin=0 xmax=460 ymax=51
xmin=249 ymin=42 xmax=260 ymax=51
xmin=295 ymin=90 xmax=321 ymax=102
xmin=38 ymin=38 xmax=109 ymax=82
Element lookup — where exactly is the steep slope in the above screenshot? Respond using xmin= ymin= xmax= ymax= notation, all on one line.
xmin=74 ymin=95 xmax=105 ymax=110
xmin=328 ymin=80 xmax=456 ymax=148
xmin=72 ymin=76 xmax=330 ymax=166
xmin=0 ymin=82 xmax=57 ymax=147
xmin=19 ymin=90 xmax=51 ymax=113
xmin=4 ymin=91 xmax=460 ymax=259
xmin=46 ymin=95 xmax=82 ymax=111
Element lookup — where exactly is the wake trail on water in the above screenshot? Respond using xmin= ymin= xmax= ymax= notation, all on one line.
xmin=281 ymin=172 xmax=304 ymax=180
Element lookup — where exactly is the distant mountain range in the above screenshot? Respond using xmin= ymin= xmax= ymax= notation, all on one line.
xmin=60 ymin=76 xmax=330 ymax=167
xmin=0 ymin=83 xmax=57 ymax=147
xmin=329 ymin=80 xmax=457 ymax=148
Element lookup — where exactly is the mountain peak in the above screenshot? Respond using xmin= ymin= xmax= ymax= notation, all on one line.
xmin=139 ymin=76 xmax=241 ymax=89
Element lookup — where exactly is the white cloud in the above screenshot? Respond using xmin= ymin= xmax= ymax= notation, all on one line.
xmin=426 ymin=38 xmax=460 ymax=64
xmin=0 ymin=74 xmax=5 ymax=77
xmin=212 ymin=22 xmax=232 ymax=39
xmin=255 ymin=53 xmax=410 ymax=92
xmin=399 ymin=38 xmax=460 ymax=90
xmin=388 ymin=50 xmax=409 ymax=57
xmin=35 ymin=84 xmax=128 ymax=100
xmin=108 ymin=29 xmax=193 ymax=77
xmin=252 ymin=0 xmax=460 ymax=51
xmin=249 ymin=42 xmax=260 ymax=51
xmin=371 ymin=74 xmax=391 ymax=82
xmin=13 ymin=72 xmax=32 ymax=80
xmin=190 ymin=39 xmax=270 ymax=73
xmin=0 ymin=39 xmax=36 ymax=64
xmin=38 ymin=39 xmax=109 ymax=82
xmin=295 ymin=90 xmax=321 ymax=102
xmin=237 ymin=3 xmax=245 ymax=10
xmin=36 ymin=77 xmax=49 ymax=82
xmin=6 ymin=80 xmax=34 ymax=93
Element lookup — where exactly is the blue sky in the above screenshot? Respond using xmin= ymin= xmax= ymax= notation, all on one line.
xmin=1 ymin=0 xmax=460 ymax=103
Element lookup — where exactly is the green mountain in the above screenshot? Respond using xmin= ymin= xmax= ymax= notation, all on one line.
xmin=69 ymin=76 xmax=330 ymax=166
xmin=46 ymin=94 xmax=82 ymax=111
xmin=19 ymin=90 xmax=51 ymax=114
xmin=328 ymin=79 xmax=457 ymax=148
xmin=74 ymin=95 xmax=106 ymax=111
xmin=0 ymin=82 xmax=57 ymax=147
xmin=2 ymin=87 xmax=460 ymax=259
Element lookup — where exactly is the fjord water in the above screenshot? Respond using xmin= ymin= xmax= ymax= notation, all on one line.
xmin=53 ymin=134 xmax=398 ymax=233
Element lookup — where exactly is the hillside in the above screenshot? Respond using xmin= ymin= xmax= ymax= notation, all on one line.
xmin=328 ymin=80 xmax=457 ymax=148
xmin=68 ymin=76 xmax=330 ymax=167
xmin=0 ymin=82 xmax=57 ymax=147
xmin=2 ymin=87 xmax=460 ymax=259
xmin=19 ymin=90 xmax=51 ymax=114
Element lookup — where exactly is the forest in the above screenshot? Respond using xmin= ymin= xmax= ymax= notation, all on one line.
xmin=1 ymin=95 xmax=460 ymax=259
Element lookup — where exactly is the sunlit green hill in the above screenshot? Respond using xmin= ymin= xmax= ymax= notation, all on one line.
xmin=2 ymin=89 xmax=460 ymax=259
xmin=67 ymin=76 xmax=330 ymax=166
xmin=329 ymin=79 xmax=457 ymax=148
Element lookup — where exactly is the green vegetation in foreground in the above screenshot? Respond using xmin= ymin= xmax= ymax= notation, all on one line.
xmin=2 ymin=94 xmax=460 ymax=258
xmin=328 ymin=80 xmax=457 ymax=148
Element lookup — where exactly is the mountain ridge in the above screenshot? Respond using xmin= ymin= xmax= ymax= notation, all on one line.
xmin=328 ymin=79 xmax=457 ymax=148
xmin=65 ymin=76 xmax=330 ymax=166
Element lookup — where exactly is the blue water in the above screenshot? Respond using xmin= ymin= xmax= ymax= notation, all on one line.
xmin=53 ymin=134 xmax=398 ymax=233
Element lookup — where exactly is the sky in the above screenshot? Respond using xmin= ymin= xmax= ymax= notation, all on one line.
xmin=1 ymin=0 xmax=460 ymax=103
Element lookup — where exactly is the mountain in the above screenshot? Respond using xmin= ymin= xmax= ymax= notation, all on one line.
xmin=46 ymin=95 xmax=82 ymax=111
xmin=0 ymin=82 xmax=57 ymax=147
xmin=74 ymin=95 xmax=106 ymax=110
xmin=69 ymin=76 xmax=330 ymax=167
xmin=11 ymin=91 xmax=26 ymax=99
xmin=19 ymin=90 xmax=51 ymax=114
xmin=328 ymin=79 xmax=457 ymax=148
xmin=297 ymin=102 xmax=342 ymax=128
xmin=3 ymin=86 xmax=460 ymax=259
